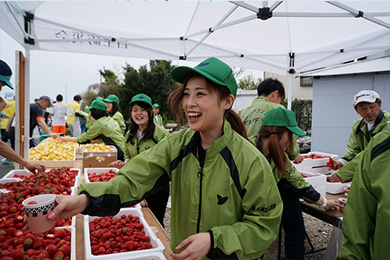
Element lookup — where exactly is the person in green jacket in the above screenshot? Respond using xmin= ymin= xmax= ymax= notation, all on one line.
xmin=152 ymin=103 xmax=165 ymax=127
xmin=329 ymin=90 xmax=390 ymax=182
xmin=85 ymin=96 xmax=103 ymax=130
xmin=109 ymin=93 xmax=170 ymax=226
xmin=239 ymin=78 xmax=303 ymax=163
xmin=103 ymin=94 xmax=126 ymax=134
xmin=60 ymin=99 xmax=126 ymax=161
xmin=336 ymin=129 xmax=390 ymax=260
xmin=257 ymin=107 xmax=340 ymax=260
xmin=48 ymin=57 xmax=283 ymax=260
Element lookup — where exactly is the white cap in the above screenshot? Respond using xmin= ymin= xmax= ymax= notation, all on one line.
xmin=4 ymin=90 xmax=15 ymax=100
xmin=352 ymin=90 xmax=380 ymax=108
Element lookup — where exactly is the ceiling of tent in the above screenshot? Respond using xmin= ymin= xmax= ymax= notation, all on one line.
xmin=1 ymin=1 xmax=390 ymax=75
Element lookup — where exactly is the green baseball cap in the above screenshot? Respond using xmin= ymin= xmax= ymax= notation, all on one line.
xmin=103 ymin=94 xmax=120 ymax=104
xmin=152 ymin=103 xmax=160 ymax=108
xmin=129 ymin=93 xmax=152 ymax=107
xmin=170 ymin=57 xmax=238 ymax=98
xmin=86 ymin=99 xmax=107 ymax=111
xmin=262 ymin=107 xmax=306 ymax=137
xmin=0 ymin=60 xmax=13 ymax=90
xmin=92 ymin=96 xmax=103 ymax=101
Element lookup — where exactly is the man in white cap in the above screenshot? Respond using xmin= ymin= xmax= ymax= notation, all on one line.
xmin=329 ymin=90 xmax=390 ymax=182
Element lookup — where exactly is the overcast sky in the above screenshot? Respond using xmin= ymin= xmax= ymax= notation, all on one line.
xmin=1 ymin=29 xmax=262 ymax=104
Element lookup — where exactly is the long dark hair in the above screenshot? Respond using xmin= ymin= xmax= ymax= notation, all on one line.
xmin=90 ymin=108 xmax=108 ymax=120
xmin=257 ymin=126 xmax=293 ymax=177
xmin=127 ymin=101 xmax=155 ymax=145
xmin=108 ymin=102 xmax=121 ymax=117
xmin=168 ymin=74 xmax=249 ymax=141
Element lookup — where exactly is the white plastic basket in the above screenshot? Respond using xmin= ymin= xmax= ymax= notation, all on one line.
xmin=84 ymin=208 xmax=164 ymax=260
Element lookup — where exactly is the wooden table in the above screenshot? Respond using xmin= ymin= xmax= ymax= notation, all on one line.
xmin=301 ymin=193 xmax=344 ymax=228
xmin=72 ymin=159 xmax=172 ymax=260
xmin=300 ymin=193 xmax=345 ymax=259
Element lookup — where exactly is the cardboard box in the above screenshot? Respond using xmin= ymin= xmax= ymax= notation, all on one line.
xmin=82 ymin=146 xmax=117 ymax=168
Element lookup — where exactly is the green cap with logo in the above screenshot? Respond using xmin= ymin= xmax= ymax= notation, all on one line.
xmin=170 ymin=57 xmax=238 ymax=98
xmin=152 ymin=103 xmax=160 ymax=108
xmin=129 ymin=93 xmax=152 ymax=107
xmin=262 ymin=107 xmax=306 ymax=137
xmin=103 ymin=94 xmax=120 ymax=104
xmin=86 ymin=99 xmax=107 ymax=111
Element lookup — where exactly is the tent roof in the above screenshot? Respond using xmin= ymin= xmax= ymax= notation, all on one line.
xmin=1 ymin=1 xmax=390 ymax=75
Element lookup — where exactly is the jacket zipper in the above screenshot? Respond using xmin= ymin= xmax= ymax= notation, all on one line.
xmin=196 ymin=166 xmax=203 ymax=233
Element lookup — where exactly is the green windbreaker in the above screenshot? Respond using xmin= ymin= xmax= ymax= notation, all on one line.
xmin=239 ymin=96 xmax=300 ymax=158
xmin=257 ymin=140 xmax=320 ymax=203
xmin=77 ymin=116 xmax=126 ymax=160
xmin=153 ymin=114 xmax=164 ymax=127
xmin=85 ymin=113 xmax=93 ymax=130
xmin=337 ymin=110 xmax=390 ymax=180
xmin=337 ymin=129 xmax=390 ymax=260
xmin=78 ymin=120 xmax=283 ymax=259
xmin=124 ymin=125 xmax=169 ymax=159
xmin=111 ymin=111 xmax=126 ymax=134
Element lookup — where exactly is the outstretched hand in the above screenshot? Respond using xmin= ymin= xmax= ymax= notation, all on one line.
xmin=48 ymin=194 xmax=89 ymax=221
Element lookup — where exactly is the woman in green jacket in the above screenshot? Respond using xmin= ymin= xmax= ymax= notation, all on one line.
xmin=109 ymin=93 xmax=170 ymax=226
xmin=60 ymin=99 xmax=126 ymax=161
xmin=103 ymin=94 xmax=126 ymax=134
xmin=256 ymin=107 xmax=340 ymax=259
xmin=48 ymin=57 xmax=283 ymax=260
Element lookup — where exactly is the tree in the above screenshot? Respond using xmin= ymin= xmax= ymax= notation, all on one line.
xmin=119 ymin=60 xmax=177 ymax=122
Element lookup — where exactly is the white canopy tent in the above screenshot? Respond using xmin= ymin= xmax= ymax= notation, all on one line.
xmin=1 ymin=1 xmax=390 ymax=158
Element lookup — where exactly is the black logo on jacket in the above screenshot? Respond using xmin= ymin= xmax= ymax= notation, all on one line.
xmin=217 ymin=194 xmax=228 ymax=205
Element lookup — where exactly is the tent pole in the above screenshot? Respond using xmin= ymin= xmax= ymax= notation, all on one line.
xmin=24 ymin=47 xmax=30 ymax=160
xmin=287 ymin=73 xmax=293 ymax=110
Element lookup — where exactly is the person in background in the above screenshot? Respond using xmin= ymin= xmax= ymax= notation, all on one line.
xmin=50 ymin=94 xmax=67 ymax=135
xmin=85 ymin=97 xmax=104 ymax=131
xmin=0 ymin=59 xmax=45 ymax=173
xmin=47 ymin=57 xmax=283 ymax=259
xmin=103 ymin=94 xmax=126 ymax=134
xmin=0 ymin=59 xmax=13 ymax=126
xmin=29 ymin=96 xmax=57 ymax=147
xmin=66 ymin=94 xmax=85 ymax=137
xmin=336 ymin=129 xmax=390 ymax=260
xmin=329 ymin=90 xmax=390 ymax=182
xmin=239 ymin=78 xmax=304 ymax=164
xmin=80 ymin=101 xmax=88 ymax=132
xmin=60 ymin=99 xmax=126 ymax=161
xmin=152 ymin=103 xmax=164 ymax=127
xmin=257 ymin=107 xmax=340 ymax=259
xmin=1 ymin=90 xmax=15 ymax=150
xmin=109 ymin=93 xmax=170 ymax=226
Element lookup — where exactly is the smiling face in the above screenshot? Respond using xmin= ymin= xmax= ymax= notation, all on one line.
xmin=355 ymin=102 xmax=381 ymax=122
xmin=182 ymin=76 xmax=233 ymax=139
xmin=131 ymin=103 xmax=149 ymax=131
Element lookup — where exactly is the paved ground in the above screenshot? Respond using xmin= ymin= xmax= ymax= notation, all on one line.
xmin=0 ymin=154 xmax=15 ymax=178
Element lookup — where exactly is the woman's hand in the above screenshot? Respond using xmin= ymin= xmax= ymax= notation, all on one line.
xmin=171 ymin=232 xmax=211 ymax=260
xmin=48 ymin=194 xmax=89 ymax=221
xmin=328 ymin=173 xmax=343 ymax=183
xmin=325 ymin=199 xmax=341 ymax=211
xmin=108 ymin=160 xmax=125 ymax=169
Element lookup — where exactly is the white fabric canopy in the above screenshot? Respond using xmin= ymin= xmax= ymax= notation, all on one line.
xmin=1 ymin=1 xmax=390 ymax=158
xmin=2 ymin=1 xmax=390 ymax=75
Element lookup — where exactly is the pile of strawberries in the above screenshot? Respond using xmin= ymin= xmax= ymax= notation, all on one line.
xmin=89 ymin=214 xmax=152 ymax=256
xmin=87 ymin=169 xmax=117 ymax=182
xmin=0 ymin=167 xmax=78 ymax=259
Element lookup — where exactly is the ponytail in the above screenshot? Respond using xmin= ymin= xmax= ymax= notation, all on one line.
xmin=225 ymin=109 xmax=250 ymax=142
xmin=259 ymin=126 xmax=292 ymax=177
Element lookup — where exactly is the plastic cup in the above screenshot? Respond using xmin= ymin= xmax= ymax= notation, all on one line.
xmin=22 ymin=194 xmax=56 ymax=234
